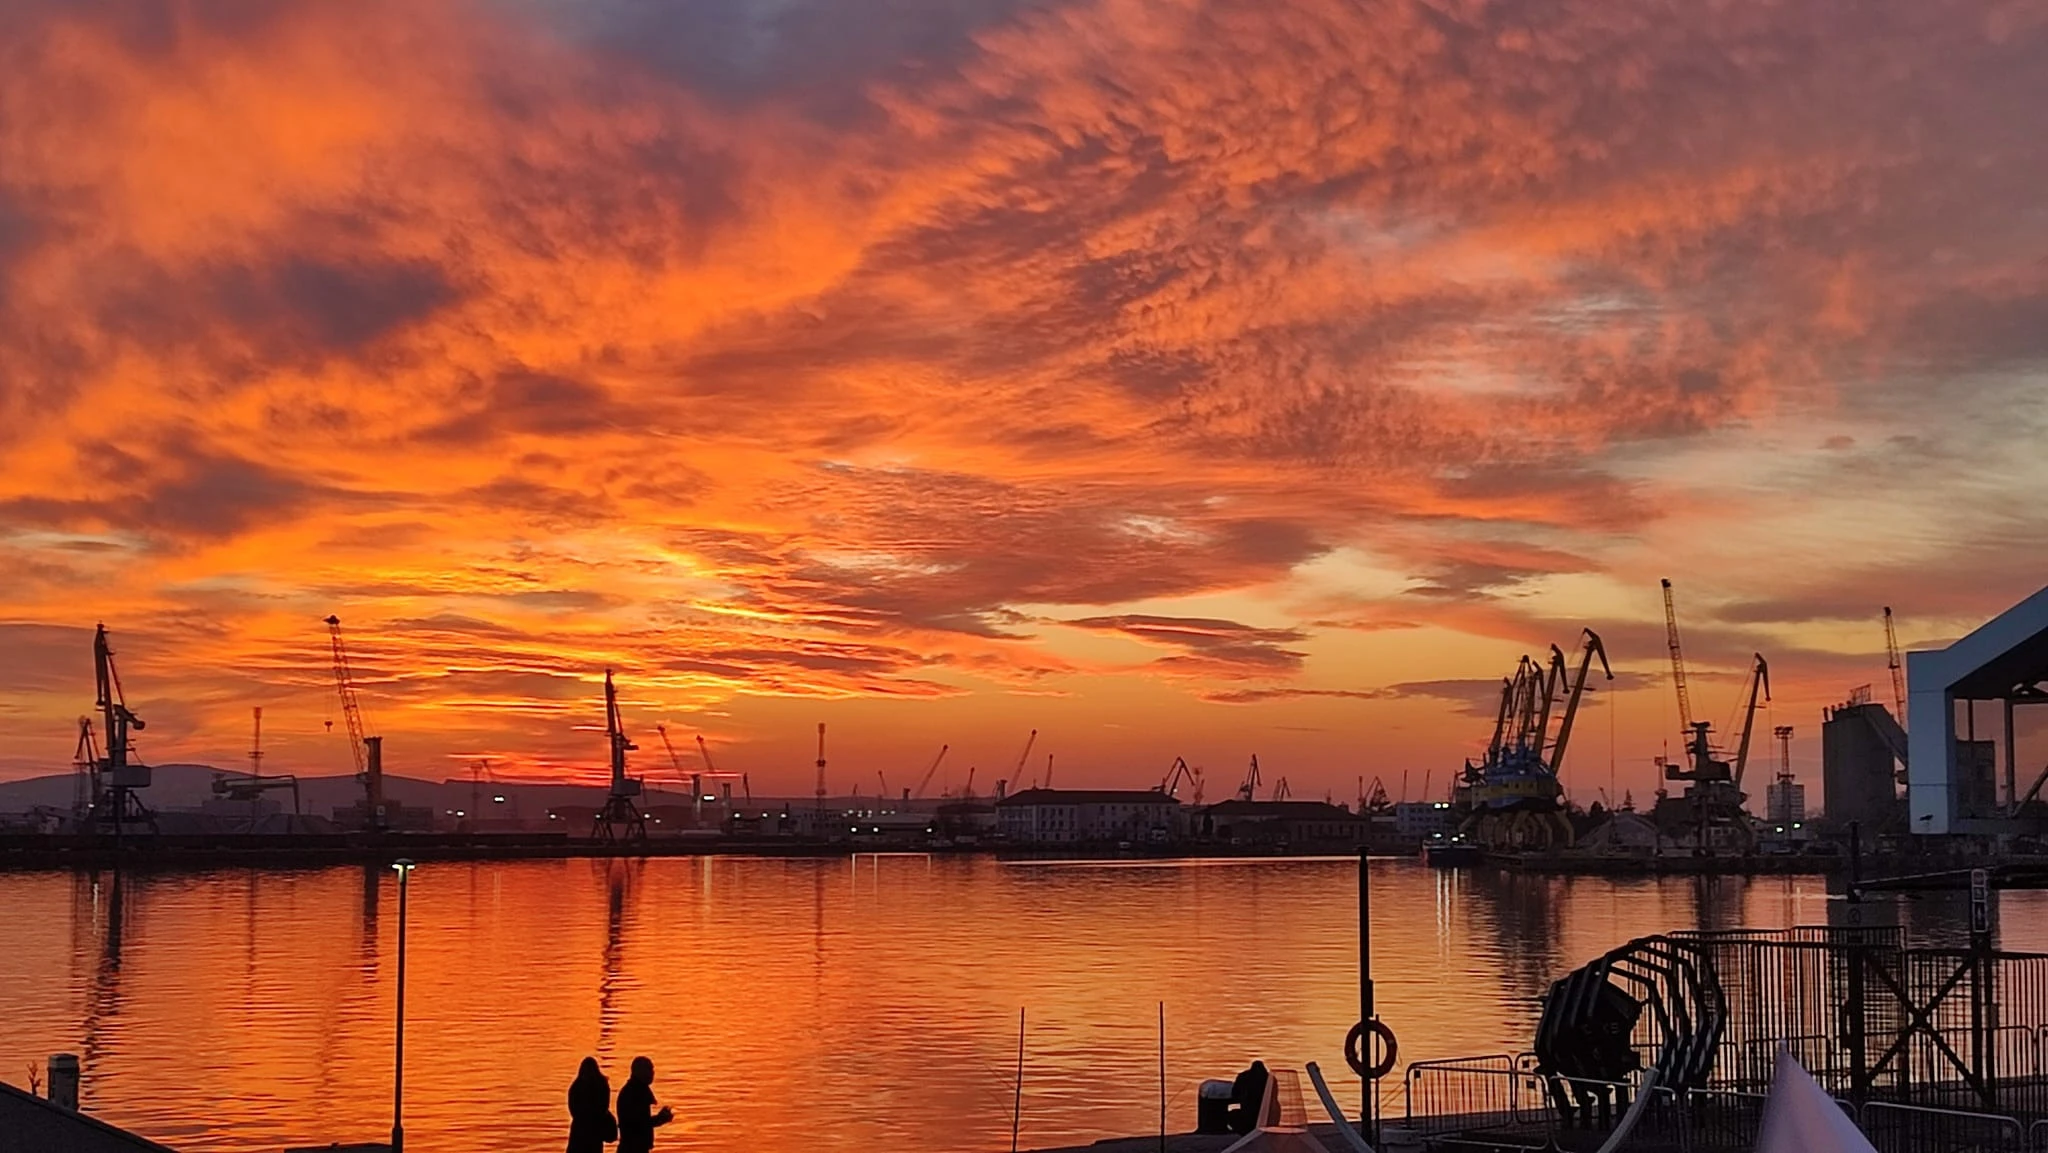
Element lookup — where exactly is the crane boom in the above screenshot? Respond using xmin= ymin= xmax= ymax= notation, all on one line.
xmin=1884 ymin=606 xmax=1906 ymax=720
xmin=324 ymin=616 xmax=369 ymax=775
xmin=695 ymin=734 xmax=717 ymax=772
xmin=913 ymin=744 xmax=949 ymax=799
xmin=1731 ymin=655 xmax=1773 ymax=788
xmin=1008 ymin=729 xmax=1037 ymax=792
xmin=656 ymin=724 xmax=687 ymax=773
xmin=1661 ymin=579 xmax=1694 ymax=733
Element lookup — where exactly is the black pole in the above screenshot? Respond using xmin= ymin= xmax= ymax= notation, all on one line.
xmin=1359 ymin=847 xmax=1377 ymax=1141
xmin=393 ymin=860 xmax=413 ymax=1153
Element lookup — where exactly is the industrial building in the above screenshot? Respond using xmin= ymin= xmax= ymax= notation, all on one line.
xmin=1821 ymin=689 xmax=1907 ymax=835
xmin=1195 ymin=799 xmax=1365 ymax=850
xmin=1906 ymin=584 xmax=2048 ymax=836
xmin=994 ymin=788 xmax=1180 ymax=844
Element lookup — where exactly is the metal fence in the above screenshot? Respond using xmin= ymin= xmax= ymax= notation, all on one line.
xmin=1404 ymin=926 xmax=2048 ymax=1151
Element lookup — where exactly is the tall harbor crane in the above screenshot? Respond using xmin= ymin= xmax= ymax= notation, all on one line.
xmin=913 ymin=745 xmax=949 ymax=800
xmin=325 ymin=615 xmax=385 ymax=830
xmin=89 ymin=624 xmax=156 ymax=836
xmin=1161 ymin=757 xmax=1203 ymax=804
xmin=1237 ymin=755 xmax=1261 ymax=802
xmin=1884 ymin=606 xmax=1907 ymax=721
xmin=592 ymin=670 xmax=645 ymax=842
xmin=1457 ymin=628 xmax=1610 ymax=850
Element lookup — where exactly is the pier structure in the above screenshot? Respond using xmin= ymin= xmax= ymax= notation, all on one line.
xmin=1906 ymin=583 xmax=2048 ymax=837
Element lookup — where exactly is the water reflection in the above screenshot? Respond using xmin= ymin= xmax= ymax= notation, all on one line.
xmin=3 ymin=859 xmax=2043 ymax=1153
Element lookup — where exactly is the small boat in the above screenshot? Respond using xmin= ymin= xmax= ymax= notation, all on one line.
xmin=1423 ymin=837 xmax=1484 ymax=868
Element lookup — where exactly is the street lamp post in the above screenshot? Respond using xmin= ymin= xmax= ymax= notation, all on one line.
xmin=391 ymin=859 xmax=415 ymax=1153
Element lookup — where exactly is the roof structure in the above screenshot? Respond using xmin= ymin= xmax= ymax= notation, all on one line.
xmin=1200 ymin=799 xmax=1359 ymax=820
xmin=993 ymin=787 xmax=1178 ymax=807
xmin=1905 ymin=585 xmax=2048 ymax=834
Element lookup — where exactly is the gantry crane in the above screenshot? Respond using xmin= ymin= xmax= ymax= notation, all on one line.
xmin=325 ymin=615 xmax=385 ymax=830
xmin=1884 ymin=606 xmax=1907 ymax=722
xmin=592 ymin=670 xmax=646 ymax=842
xmin=90 ymin=624 xmax=156 ymax=836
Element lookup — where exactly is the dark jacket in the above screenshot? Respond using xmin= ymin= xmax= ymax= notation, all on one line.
xmin=566 ymin=1062 xmax=615 ymax=1153
xmin=617 ymin=1077 xmax=663 ymax=1153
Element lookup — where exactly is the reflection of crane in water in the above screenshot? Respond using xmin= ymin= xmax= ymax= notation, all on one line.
xmin=74 ymin=869 xmax=131 ymax=1082
xmin=595 ymin=859 xmax=642 ymax=1061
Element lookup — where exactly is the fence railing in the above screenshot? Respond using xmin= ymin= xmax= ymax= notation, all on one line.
xmin=1860 ymin=1100 xmax=2026 ymax=1153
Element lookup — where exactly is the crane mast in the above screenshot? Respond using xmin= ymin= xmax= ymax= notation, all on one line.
xmin=1006 ymin=729 xmax=1037 ymax=795
xmin=1884 ymin=606 xmax=1907 ymax=721
xmin=1661 ymin=579 xmax=1694 ymax=732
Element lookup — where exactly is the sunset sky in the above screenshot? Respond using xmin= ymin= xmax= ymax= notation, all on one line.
xmin=1 ymin=0 xmax=2044 ymax=803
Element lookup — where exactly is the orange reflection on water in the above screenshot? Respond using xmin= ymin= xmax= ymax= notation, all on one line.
xmin=0 ymin=858 xmax=2023 ymax=1152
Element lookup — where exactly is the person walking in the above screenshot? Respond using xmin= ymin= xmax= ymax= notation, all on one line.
xmin=566 ymin=1057 xmax=617 ymax=1153
xmin=616 ymin=1056 xmax=674 ymax=1153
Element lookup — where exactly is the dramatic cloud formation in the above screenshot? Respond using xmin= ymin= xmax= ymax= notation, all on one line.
xmin=0 ymin=0 xmax=2043 ymax=800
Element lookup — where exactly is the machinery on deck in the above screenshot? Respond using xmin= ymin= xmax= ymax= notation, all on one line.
xmin=1653 ymin=580 xmax=1771 ymax=851
xmin=593 ymin=670 xmax=646 ymax=842
xmin=1456 ymin=628 xmax=1611 ymax=850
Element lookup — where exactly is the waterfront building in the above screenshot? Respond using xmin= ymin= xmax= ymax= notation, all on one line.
xmin=994 ymin=788 xmax=1180 ymax=844
xmin=1766 ymin=777 xmax=1806 ymax=826
xmin=1195 ymin=799 xmax=1364 ymax=850
xmin=1394 ymin=801 xmax=1455 ymax=840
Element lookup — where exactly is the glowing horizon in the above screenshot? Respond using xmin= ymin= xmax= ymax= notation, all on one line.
xmin=1 ymin=0 xmax=2044 ymax=804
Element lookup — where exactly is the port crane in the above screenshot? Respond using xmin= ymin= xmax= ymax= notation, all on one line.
xmin=691 ymin=733 xmax=751 ymax=806
xmin=1362 ymin=777 xmax=1391 ymax=814
xmin=913 ymin=745 xmax=949 ymax=800
xmin=1459 ymin=629 xmax=1610 ymax=850
xmin=1271 ymin=776 xmax=1291 ymax=802
xmin=88 ymin=624 xmax=156 ymax=836
xmin=210 ymin=706 xmax=302 ymax=829
xmin=325 ymin=616 xmax=385 ymax=830
xmin=1237 ymin=755 xmax=1261 ymax=802
xmin=1160 ymin=757 xmax=1203 ymax=804
xmin=592 ymin=670 xmax=646 ymax=842
xmin=1656 ymin=582 xmax=1771 ymax=850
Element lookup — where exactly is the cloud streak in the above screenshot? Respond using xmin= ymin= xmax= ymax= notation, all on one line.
xmin=0 ymin=0 xmax=2043 ymax=792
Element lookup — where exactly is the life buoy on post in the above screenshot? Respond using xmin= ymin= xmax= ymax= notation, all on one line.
xmin=1344 ymin=1019 xmax=1398 ymax=1080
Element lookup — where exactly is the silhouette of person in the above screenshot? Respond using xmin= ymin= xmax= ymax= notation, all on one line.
xmin=616 ymin=1055 xmax=674 ymax=1153
xmin=566 ymin=1057 xmax=617 ymax=1153
xmin=1228 ymin=1060 xmax=1270 ymax=1135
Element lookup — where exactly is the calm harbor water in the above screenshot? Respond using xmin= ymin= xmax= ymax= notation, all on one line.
xmin=0 ymin=856 xmax=2034 ymax=1153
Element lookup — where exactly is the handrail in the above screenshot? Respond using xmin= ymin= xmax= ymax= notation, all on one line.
xmin=1306 ymin=1061 xmax=1377 ymax=1153
xmin=1589 ymin=1069 xmax=1660 ymax=1153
